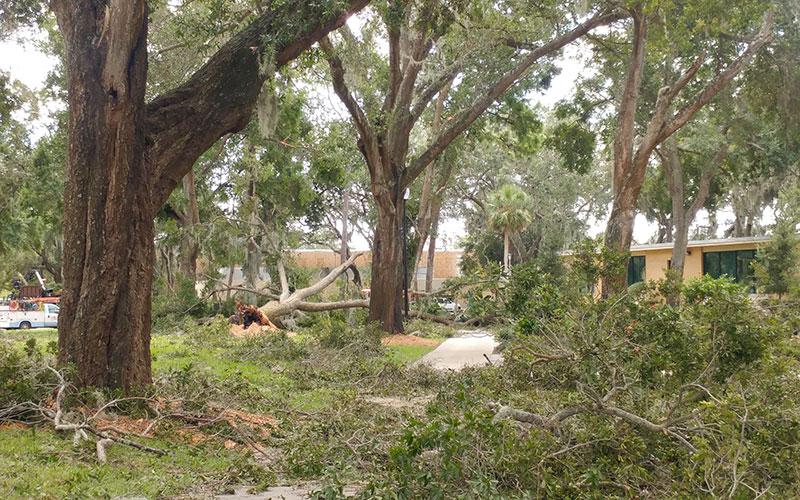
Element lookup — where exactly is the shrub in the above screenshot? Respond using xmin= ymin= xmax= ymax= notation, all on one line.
xmin=307 ymin=318 xmax=382 ymax=353
xmin=0 ymin=341 xmax=57 ymax=410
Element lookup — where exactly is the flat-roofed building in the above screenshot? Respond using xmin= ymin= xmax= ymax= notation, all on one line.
xmin=624 ymin=236 xmax=771 ymax=287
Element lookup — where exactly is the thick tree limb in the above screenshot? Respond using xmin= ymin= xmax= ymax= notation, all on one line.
xmin=611 ymin=7 xmax=647 ymax=194
xmin=409 ymin=60 xmax=461 ymax=123
xmin=147 ymin=0 xmax=370 ymax=213
xmin=295 ymin=299 xmax=369 ymax=312
xmin=638 ymin=52 xmax=706 ymax=161
xmin=319 ymin=36 xmax=375 ymax=153
xmin=404 ymin=9 xmax=627 ymax=188
xmin=655 ymin=10 xmax=774 ymax=144
xmin=258 ymin=251 xmax=365 ymax=319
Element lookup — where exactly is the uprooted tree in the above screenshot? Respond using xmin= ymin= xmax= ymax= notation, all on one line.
xmin=52 ymin=0 xmax=369 ymax=391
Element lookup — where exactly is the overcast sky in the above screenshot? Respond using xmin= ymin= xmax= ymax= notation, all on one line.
xmin=2 ymin=24 xmax=753 ymax=251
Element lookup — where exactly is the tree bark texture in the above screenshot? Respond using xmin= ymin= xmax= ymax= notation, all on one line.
xmin=602 ymin=7 xmax=772 ymax=297
xmin=425 ymin=201 xmax=441 ymax=293
xmin=368 ymin=186 xmax=406 ymax=333
xmin=178 ymin=169 xmax=201 ymax=280
xmin=53 ymin=0 xmax=369 ymax=390
xmin=54 ymin=1 xmax=153 ymax=390
xmin=663 ymin=138 xmax=725 ymax=278
xmin=602 ymin=7 xmax=648 ymax=297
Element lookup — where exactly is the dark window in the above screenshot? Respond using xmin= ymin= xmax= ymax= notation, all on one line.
xmin=702 ymin=249 xmax=757 ymax=289
xmin=627 ymin=256 xmax=646 ymax=286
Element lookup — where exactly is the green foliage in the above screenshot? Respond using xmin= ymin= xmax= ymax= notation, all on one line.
xmin=151 ymin=274 xmax=211 ymax=325
xmin=753 ymin=217 xmax=800 ymax=298
xmin=569 ymin=237 xmax=628 ymax=292
xmin=444 ymin=263 xmax=505 ymax=321
xmin=405 ymin=318 xmax=456 ymax=338
xmin=486 ymin=183 xmax=532 ymax=236
xmin=505 ymin=262 xmax=570 ymax=337
xmin=545 ymin=119 xmax=596 ymax=174
xmin=0 ymin=339 xmax=56 ymax=409
xmin=307 ymin=318 xmax=382 ymax=352
xmin=0 ymin=427 xmax=265 ymax=498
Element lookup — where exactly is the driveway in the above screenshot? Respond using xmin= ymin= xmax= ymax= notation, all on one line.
xmin=414 ymin=330 xmax=501 ymax=370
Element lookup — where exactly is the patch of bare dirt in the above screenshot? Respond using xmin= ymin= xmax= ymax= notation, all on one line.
xmin=0 ymin=422 xmax=29 ymax=430
xmin=230 ymin=323 xmax=279 ymax=337
xmin=381 ymin=334 xmax=441 ymax=347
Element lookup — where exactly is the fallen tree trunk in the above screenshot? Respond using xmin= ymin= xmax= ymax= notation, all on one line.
xmin=258 ymin=251 xmax=367 ymax=321
xmin=409 ymin=311 xmax=453 ymax=325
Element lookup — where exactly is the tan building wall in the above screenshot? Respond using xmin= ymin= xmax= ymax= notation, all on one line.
xmin=630 ymin=237 xmax=770 ymax=282
xmin=291 ymin=250 xmax=371 ymax=270
xmin=291 ymin=249 xmax=463 ymax=285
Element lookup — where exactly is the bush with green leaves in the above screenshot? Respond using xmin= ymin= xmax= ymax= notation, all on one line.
xmin=0 ymin=340 xmax=57 ymax=410
xmin=753 ymin=217 xmax=800 ymax=298
xmin=504 ymin=261 xmax=574 ymax=338
xmin=306 ymin=317 xmax=382 ymax=353
xmin=362 ymin=275 xmax=800 ymax=497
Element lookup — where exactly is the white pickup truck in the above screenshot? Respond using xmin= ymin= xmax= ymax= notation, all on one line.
xmin=0 ymin=302 xmax=59 ymax=329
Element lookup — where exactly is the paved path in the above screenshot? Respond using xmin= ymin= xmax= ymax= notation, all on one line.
xmin=414 ymin=330 xmax=501 ymax=370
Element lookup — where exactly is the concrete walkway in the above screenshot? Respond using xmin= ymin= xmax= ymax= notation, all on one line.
xmin=414 ymin=330 xmax=501 ymax=370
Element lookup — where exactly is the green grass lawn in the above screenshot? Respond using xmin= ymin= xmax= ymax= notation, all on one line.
xmin=0 ymin=321 xmax=447 ymax=497
xmin=0 ymin=426 xmax=261 ymax=498
xmin=385 ymin=343 xmax=440 ymax=364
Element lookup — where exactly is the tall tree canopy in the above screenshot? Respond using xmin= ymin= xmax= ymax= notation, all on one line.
xmin=319 ymin=0 xmax=626 ymax=331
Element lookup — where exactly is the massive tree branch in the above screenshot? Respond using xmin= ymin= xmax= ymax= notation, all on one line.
xmin=612 ymin=7 xmax=647 ymax=193
xmin=656 ymin=10 xmax=774 ymax=144
xmin=296 ymin=299 xmax=369 ymax=312
xmin=146 ymin=0 xmax=370 ymax=214
xmin=403 ymin=9 xmax=627 ymax=188
xmin=409 ymin=59 xmax=462 ymax=123
xmin=319 ymin=35 xmax=381 ymax=178
xmin=637 ymin=52 xmax=706 ymax=162
xmin=258 ymin=251 xmax=365 ymax=320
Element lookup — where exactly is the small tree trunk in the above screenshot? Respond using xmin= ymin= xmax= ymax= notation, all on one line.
xmin=178 ymin=169 xmax=201 ymax=281
xmin=503 ymin=228 xmax=511 ymax=273
xmin=55 ymin=1 xmax=153 ymax=390
xmin=665 ymin=138 xmax=721 ymax=282
xmin=425 ymin=206 xmax=440 ymax=293
xmin=664 ymin=140 xmax=688 ymax=279
xmin=243 ymin=149 xmax=261 ymax=299
xmin=340 ymin=188 xmax=350 ymax=265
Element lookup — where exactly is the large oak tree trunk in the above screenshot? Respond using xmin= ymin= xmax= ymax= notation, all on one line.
xmin=54 ymin=1 xmax=153 ymax=390
xmin=369 ymin=190 xmax=405 ymax=333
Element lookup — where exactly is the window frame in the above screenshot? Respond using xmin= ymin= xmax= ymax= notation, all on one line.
xmin=702 ymin=249 xmax=757 ymax=289
xmin=627 ymin=255 xmax=646 ymax=286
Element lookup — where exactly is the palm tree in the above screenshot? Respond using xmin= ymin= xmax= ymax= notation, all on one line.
xmin=487 ymin=183 xmax=533 ymax=273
